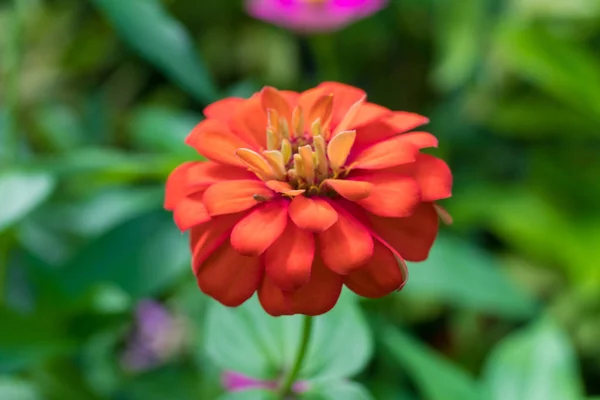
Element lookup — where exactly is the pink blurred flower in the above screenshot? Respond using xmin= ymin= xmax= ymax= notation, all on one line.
xmin=246 ymin=0 xmax=388 ymax=33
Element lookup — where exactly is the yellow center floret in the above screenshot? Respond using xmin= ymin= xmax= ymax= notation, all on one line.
xmin=235 ymin=97 xmax=360 ymax=198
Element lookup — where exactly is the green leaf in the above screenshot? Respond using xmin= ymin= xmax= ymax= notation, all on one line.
xmin=92 ymin=0 xmax=218 ymax=103
xmin=0 ymin=378 xmax=40 ymax=400
xmin=217 ymin=390 xmax=278 ymax=400
xmin=381 ymin=325 xmax=482 ymax=400
xmin=403 ymin=234 xmax=537 ymax=318
xmin=482 ymin=318 xmax=584 ymax=400
xmin=205 ymin=291 xmax=373 ymax=382
xmin=0 ymin=171 xmax=55 ymax=232
xmin=0 ymin=307 xmax=74 ymax=372
xmin=497 ymin=24 xmax=600 ymax=121
xmin=129 ymin=106 xmax=201 ymax=157
xmin=432 ymin=0 xmax=488 ymax=91
xmin=300 ymin=381 xmax=373 ymax=400
xmin=57 ymin=210 xmax=189 ymax=302
xmin=56 ymin=186 xmax=164 ymax=237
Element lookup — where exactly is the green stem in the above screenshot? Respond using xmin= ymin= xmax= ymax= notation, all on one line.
xmin=277 ymin=315 xmax=313 ymax=399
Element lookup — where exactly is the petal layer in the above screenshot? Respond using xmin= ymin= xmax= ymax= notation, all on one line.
xmin=368 ymin=203 xmax=439 ymax=262
xmin=259 ymin=253 xmax=343 ymax=316
xmin=230 ymin=201 xmax=288 ymax=256
xmin=288 ymin=196 xmax=338 ymax=232
xmin=196 ymin=243 xmax=262 ymax=307
xmin=164 ymin=162 xmax=198 ymax=210
xmin=265 ymin=222 xmax=314 ymax=291
xmin=354 ymin=173 xmax=420 ymax=217
xmin=345 ymin=240 xmax=407 ymax=298
xmin=351 ymin=134 xmax=419 ymax=170
xmin=186 ymin=120 xmax=248 ymax=166
xmin=318 ymin=206 xmax=373 ymax=275
xmin=173 ymin=194 xmax=211 ymax=231
xmin=203 ymin=180 xmax=272 ymax=216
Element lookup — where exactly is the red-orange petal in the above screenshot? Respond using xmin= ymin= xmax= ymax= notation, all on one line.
xmin=412 ymin=154 xmax=453 ymax=201
xmin=386 ymin=111 xmax=430 ymax=133
xmin=399 ymin=131 xmax=438 ymax=149
xmin=257 ymin=276 xmax=292 ymax=316
xmin=265 ymin=221 xmax=314 ymax=291
xmin=354 ymin=173 xmax=420 ymax=217
xmin=229 ymin=93 xmax=267 ymax=149
xmin=259 ymin=253 xmax=343 ymax=316
xmin=261 ymin=86 xmax=293 ymax=123
xmin=191 ymin=213 xmax=246 ymax=270
xmin=230 ymin=201 xmax=288 ymax=256
xmin=288 ymin=196 xmax=338 ymax=232
xmin=164 ymin=162 xmax=199 ymax=210
xmin=353 ymin=111 xmax=429 ymax=149
xmin=173 ymin=193 xmax=211 ymax=231
xmin=186 ymin=119 xmax=248 ymax=166
xmin=368 ymin=203 xmax=439 ymax=262
xmin=350 ymin=102 xmax=391 ymax=129
xmin=186 ymin=162 xmax=255 ymax=192
xmin=318 ymin=207 xmax=373 ymax=275
xmin=317 ymin=82 xmax=366 ymax=127
xmin=351 ymin=134 xmax=419 ymax=170
xmin=344 ymin=240 xmax=407 ymax=298
xmin=298 ymin=87 xmax=327 ymax=116
xmin=203 ymin=180 xmax=272 ymax=216
xmin=324 ymin=179 xmax=373 ymax=201
xmin=203 ymin=98 xmax=245 ymax=121
xmin=196 ymin=243 xmax=262 ymax=307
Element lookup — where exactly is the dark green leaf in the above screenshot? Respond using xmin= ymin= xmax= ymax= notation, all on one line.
xmin=0 ymin=171 xmax=55 ymax=232
xmin=381 ymin=325 xmax=482 ymax=400
xmin=92 ymin=0 xmax=218 ymax=103
xmin=403 ymin=234 xmax=537 ymax=318
xmin=205 ymin=291 xmax=373 ymax=381
xmin=0 ymin=307 xmax=74 ymax=372
xmin=57 ymin=210 xmax=189 ymax=302
xmin=482 ymin=318 xmax=584 ymax=400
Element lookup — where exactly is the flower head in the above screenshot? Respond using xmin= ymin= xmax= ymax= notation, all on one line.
xmin=246 ymin=0 xmax=388 ymax=33
xmin=165 ymin=82 xmax=452 ymax=316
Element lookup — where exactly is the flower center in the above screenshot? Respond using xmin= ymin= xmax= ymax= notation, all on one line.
xmin=235 ymin=94 xmax=359 ymax=198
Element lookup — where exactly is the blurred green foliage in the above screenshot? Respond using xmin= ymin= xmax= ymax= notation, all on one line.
xmin=1 ymin=0 xmax=600 ymax=399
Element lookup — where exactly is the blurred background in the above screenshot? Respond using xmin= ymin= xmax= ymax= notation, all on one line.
xmin=1 ymin=0 xmax=600 ymax=399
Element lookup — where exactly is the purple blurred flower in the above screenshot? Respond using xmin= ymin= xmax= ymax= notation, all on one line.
xmin=222 ymin=371 xmax=308 ymax=393
xmin=120 ymin=300 xmax=186 ymax=372
xmin=246 ymin=0 xmax=388 ymax=33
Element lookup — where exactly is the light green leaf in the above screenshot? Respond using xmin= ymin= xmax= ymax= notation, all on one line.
xmin=205 ymin=291 xmax=373 ymax=382
xmin=218 ymin=390 xmax=278 ymax=400
xmin=482 ymin=318 xmax=584 ymax=400
xmin=381 ymin=325 xmax=482 ymax=400
xmin=57 ymin=210 xmax=189 ymax=302
xmin=0 ymin=171 xmax=55 ymax=232
xmin=128 ymin=106 xmax=201 ymax=157
xmin=433 ymin=0 xmax=488 ymax=91
xmin=403 ymin=234 xmax=537 ymax=318
xmin=0 ymin=378 xmax=40 ymax=400
xmin=497 ymin=24 xmax=600 ymax=121
xmin=300 ymin=381 xmax=373 ymax=400
xmin=92 ymin=0 xmax=218 ymax=103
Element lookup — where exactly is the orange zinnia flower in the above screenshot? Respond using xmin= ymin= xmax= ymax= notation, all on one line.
xmin=164 ymin=82 xmax=452 ymax=316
